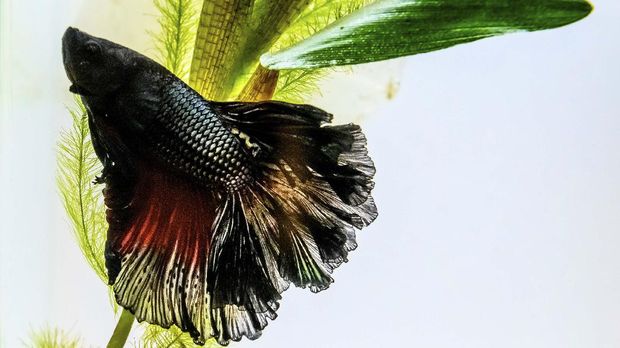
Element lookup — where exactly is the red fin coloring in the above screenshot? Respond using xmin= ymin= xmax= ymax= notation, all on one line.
xmin=105 ymin=163 xmax=217 ymax=343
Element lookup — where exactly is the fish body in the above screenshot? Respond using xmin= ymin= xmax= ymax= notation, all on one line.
xmin=134 ymin=75 xmax=256 ymax=190
xmin=62 ymin=27 xmax=377 ymax=345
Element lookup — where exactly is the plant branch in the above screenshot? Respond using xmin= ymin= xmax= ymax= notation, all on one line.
xmin=107 ymin=310 xmax=135 ymax=348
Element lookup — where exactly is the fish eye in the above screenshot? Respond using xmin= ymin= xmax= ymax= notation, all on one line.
xmin=84 ymin=41 xmax=101 ymax=55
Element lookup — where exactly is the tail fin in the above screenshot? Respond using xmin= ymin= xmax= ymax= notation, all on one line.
xmin=206 ymin=101 xmax=377 ymax=342
xmin=213 ymin=101 xmax=377 ymax=290
xmin=207 ymin=193 xmax=282 ymax=343
xmin=240 ymin=169 xmax=377 ymax=290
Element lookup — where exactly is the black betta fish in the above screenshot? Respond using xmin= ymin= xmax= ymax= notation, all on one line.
xmin=62 ymin=27 xmax=377 ymax=345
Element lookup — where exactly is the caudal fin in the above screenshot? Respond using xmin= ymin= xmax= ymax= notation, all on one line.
xmin=209 ymin=101 xmax=378 ymax=332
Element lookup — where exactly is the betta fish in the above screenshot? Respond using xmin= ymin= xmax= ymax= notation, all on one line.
xmin=61 ymin=27 xmax=377 ymax=345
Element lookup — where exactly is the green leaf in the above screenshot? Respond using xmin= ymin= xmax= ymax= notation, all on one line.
xmin=261 ymin=0 xmax=593 ymax=69
xmin=223 ymin=0 xmax=311 ymax=100
xmin=189 ymin=0 xmax=254 ymax=100
xmin=271 ymin=0 xmax=371 ymax=103
xmin=273 ymin=0 xmax=373 ymax=51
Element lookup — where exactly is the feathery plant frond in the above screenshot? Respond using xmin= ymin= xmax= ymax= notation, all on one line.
xmin=136 ymin=325 xmax=220 ymax=348
xmin=57 ymin=100 xmax=120 ymax=311
xmin=57 ymin=99 xmax=107 ymax=283
xmin=153 ymin=0 xmax=199 ymax=80
xmin=25 ymin=326 xmax=83 ymax=348
xmin=273 ymin=67 xmax=327 ymax=103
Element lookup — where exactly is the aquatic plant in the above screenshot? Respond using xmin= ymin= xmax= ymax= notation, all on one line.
xmin=54 ymin=0 xmax=592 ymax=346
xmin=24 ymin=326 xmax=82 ymax=348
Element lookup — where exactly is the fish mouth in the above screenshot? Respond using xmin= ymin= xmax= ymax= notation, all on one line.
xmin=63 ymin=27 xmax=94 ymax=96
xmin=69 ymin=83 xmax=92 ymax=96
xmin=62 ymin=27 xmax=79 ymax=83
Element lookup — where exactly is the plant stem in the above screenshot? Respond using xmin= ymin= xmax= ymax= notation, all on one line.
xmin=107 ymin=309 xmax=135 ymax=348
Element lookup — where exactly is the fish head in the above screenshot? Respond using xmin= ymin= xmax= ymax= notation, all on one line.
xmin=62 ymin=27 xmax=138 ymax=97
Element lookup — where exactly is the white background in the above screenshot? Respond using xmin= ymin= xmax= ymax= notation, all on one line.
xmin=1 ymin=1 xmax=619 ymax=347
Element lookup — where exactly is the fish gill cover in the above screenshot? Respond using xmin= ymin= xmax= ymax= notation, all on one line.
xmin=52 ymin=0 xmax=592 ymax=347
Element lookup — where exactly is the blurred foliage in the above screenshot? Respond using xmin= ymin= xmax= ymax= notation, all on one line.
xmin=25 ymin=326 xmax=82 ymax=348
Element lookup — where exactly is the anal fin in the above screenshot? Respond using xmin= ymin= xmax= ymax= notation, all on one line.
xmin=104 ymin=163 xmax=217 ymax=344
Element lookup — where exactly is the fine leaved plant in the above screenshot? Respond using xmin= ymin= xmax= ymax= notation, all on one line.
xmin=57 ymin=99 xmax=107 ymax=284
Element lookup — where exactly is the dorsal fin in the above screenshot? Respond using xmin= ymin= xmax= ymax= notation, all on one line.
xmin=213 ymin=101 xmax=375 ymax=205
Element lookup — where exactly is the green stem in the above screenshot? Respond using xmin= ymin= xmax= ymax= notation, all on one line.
xmin=106 ymin=309 xmax=135 ymax=348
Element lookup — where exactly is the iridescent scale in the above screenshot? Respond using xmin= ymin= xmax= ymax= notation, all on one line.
xmin=148 ymin=78 xmax=253 ymax=190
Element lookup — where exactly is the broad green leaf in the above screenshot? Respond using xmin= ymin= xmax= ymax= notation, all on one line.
xmin=271 ymin=0 xmax=372 ymax=103
xmin=273 ymin=0 xmax=373 ymax=51
xmin=189 ymin=0 xmax=253 ymax=99
xmin=241 ymin=0 xmax=311 ymax=64
xmin=261 ymin=0 xmax=593 ymax=69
